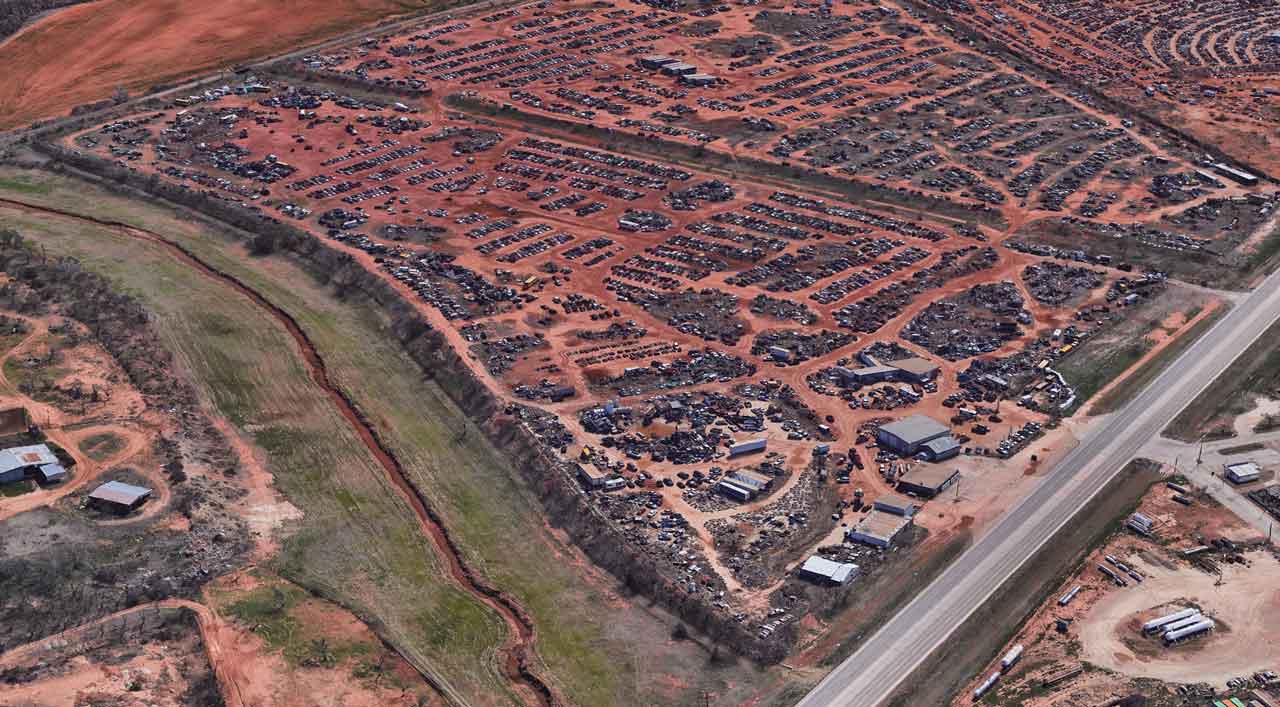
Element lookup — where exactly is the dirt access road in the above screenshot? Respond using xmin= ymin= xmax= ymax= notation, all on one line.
xmin=0 ymin=312 xmax=157 ymax=523
xmin=0 ymin=196 xmax=554 ymax=707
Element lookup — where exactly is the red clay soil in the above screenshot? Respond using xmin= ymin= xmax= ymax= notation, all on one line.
xmin=0 ymin=196 xmax=556 ymax=707
xmin=0 ymin=599 xmax=246 ymax=707
xmin=0 ymin=0 xmax=422 ymax=130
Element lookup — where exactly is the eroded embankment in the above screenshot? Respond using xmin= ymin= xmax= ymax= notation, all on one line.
xmin=0 ymin=196 xmax=556 ymax=707
xmin=0 ymin=600 xmax=248 ymax=707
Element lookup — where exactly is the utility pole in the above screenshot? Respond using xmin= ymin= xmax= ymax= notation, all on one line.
xmin=1197 ymin=434 xmax=1205 ymax=466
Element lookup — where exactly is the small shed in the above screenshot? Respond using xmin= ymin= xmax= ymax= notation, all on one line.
xmin=1224 ymin=461 xmax=1261 ymax=485
xmin=0 ymin=443 xmax=59 ymax=484
xmin=37 ymin=463 xmax=67 ymax=484
xmin=717 ymin=479 xmax=755 ymax=502
xmin=888 ymin=357 xmax=939 ymax=383
xmin=848 ymin=509 xmax=911 ymax=548
xmin=849 ymin=365 xmax=898 ymax=384
xmin=680 ymin=73 xmax=718 ymax=87
xmin=639 ymin=55 xmax=677 ymax=70
xmin=897 ymin=466 xmax=960 ymax=497
xmin=921 ymin=435 xmax=961 ymax=461
xmin=88 ymin=481 xmax=152 ymax=514
xmin=797 ymin=556 xmax=858 ymax=585
xmin=728 ymin=470 xmax=772 ymax=493
xmin=577 ymin=463 xmax=610 ymax=490
xmin=873 ymin=492 xmax=918 ymax=517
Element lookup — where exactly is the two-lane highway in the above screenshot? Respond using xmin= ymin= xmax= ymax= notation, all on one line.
xmin=800 ymin=264 xmax=1280 ymax=706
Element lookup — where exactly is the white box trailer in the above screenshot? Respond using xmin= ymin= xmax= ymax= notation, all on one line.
xmin=1164 ymin=618 xmax=1214 ymax=643
xmin=973 ymin=671 xmax=1000 ymax=700
xmin=1143 ymin=608 xmax=1198 ymax=634
xmin=1162 ymin=614 xmax=1205 ymax=634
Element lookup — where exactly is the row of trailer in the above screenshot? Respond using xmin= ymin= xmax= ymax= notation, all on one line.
xmin=971 ymin=645 xmax=1024 ymax=700
xmin=1142 ymin=607 xmax=1216 ymax=643
xmin=973 ymin=608 xmax=1216 ymax=700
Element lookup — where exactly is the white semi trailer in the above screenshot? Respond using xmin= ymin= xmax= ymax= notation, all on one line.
xmin=1142 ymin=608 xmax=1197 ymax=634
xmin=1164 ymin=618 xmax=1215 ymax=643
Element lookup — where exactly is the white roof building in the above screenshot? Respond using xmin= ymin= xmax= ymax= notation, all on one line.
xmin=798 ymin=556 xmax=859 ymax=585
xmin=1224 ymin=461 xmax=1261 ymax=484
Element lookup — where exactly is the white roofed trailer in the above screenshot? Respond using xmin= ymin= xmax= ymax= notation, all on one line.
xmin=1142 ymin=608 xmax=1198 ymax=634
xmin=972 ymin=671 xmax=1000 ymax=700
xmin=1162 ymin=614 xmax=1205 ymax=634
xmin=1164 ymin=618 xmax=1214 ymax=643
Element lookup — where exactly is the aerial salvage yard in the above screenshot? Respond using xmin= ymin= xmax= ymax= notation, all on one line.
xmin=910 ymin=0 xmax=1280 ymax=183
xmin=23 ymin=0 xmax=1280 ymax=687
xmin=960 ymin=471 xmax=1280 ymax=707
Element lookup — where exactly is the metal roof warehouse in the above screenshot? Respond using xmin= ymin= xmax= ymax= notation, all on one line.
xmin=876 ymin=415 xmax=950 ymax=455
xmin=88 ymin=481 xmax=152 ymax=512
xmin=797 ymin=556 xmax=858 ymax=585
xmin=0 ymin=443 xmax=63 ymax=485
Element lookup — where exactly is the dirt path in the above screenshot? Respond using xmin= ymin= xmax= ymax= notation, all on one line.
xmin=0 ymin=598 xmax=249 ymax=707
xmin=0 ymin=197 xmax=556 ymax=707
xmin=0 ymin=312 xmax=156 ymax=522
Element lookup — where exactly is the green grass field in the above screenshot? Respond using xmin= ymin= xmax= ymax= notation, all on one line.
xmin=1056 ymin=338 xmax=1153 ymax=414
xmin=1166 ymin=314 xmax=1280 ymax=441
xmin=0 ymin=167 xmax=775 ymax=706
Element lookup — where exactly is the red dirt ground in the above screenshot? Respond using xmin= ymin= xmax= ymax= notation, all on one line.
xmin=0 ymin=0 xmax=424 ymax=130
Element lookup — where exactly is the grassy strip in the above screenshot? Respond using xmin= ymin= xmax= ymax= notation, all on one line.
xmin=1219 ymin=442 xmax=1265 ymax=456
xmin=1166 ymin=313 xmax=1280 ymax=441
xmin=1089 ymin=304 xmax=1228 ymax=416
xmin=445 ymin=95 xmax=1008 ymax=229
xmin=0 ymin=478 xmax=34 ymax=496
xmin=1245 ymin=222 xmax=1280 ymax=281
xmin=1056 ymin=339 xmax=1153 ymax=415
xmin=884 ymin=458 xmax=1163 ymax=707
xmin=78 ymin=431 xmax=125 ymax=461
